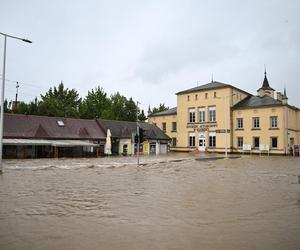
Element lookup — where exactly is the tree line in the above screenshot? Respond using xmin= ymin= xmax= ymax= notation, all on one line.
xmin=4 ymin=82 xmax=169 ymax=122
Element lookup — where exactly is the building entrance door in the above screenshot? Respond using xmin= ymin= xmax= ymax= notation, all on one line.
xmin=198 ymin=133 xmax=206 ymax=151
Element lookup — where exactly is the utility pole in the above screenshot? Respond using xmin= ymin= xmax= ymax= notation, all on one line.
xmin=136 ymin=101 xmax=140 ymax=166
xmin=14 ymin=81 xmax=19 ymax=110
xmin=0 ymin=32 xmax=32 ymax=174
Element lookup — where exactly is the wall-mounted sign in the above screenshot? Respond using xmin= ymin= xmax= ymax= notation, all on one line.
xmin=215 ymin=129 xmax=231 ymax=133
xmin=187 ymin=123 xmax=218 ymax=132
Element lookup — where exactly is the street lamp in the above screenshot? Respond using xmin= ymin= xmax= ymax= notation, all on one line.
xmin=0 ymin=32 xmax=32 ymax=174
xmin=136 ymin=101 xmax=140 ymax=166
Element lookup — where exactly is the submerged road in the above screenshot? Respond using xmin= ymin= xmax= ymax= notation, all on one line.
xmin=0 ymin=155 xmax=300 ymax=250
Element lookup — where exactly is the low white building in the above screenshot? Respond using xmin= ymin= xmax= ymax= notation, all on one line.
xmin=98 ymin=119 xmax=170 ymax=155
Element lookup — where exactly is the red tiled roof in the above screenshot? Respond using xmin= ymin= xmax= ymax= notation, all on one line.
xmin=4 ymin=113 xmax=106 ymax=140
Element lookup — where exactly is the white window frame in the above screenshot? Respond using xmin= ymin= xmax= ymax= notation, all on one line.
xmin=253 ymin=117 xmax=260 ymax=129
xmin=188 ymin=108 xmax=195 ymax=123
xmin=199 ymin=107 xmax=205 ymax=122
xmin=270 ymin=116 xmax=278 ymax=128
xmin=189 ymin=133 xmax=195 ymax=147
xmin=209 ymin=106 xmax=216 ymax=122
xmin=237 ymin=137 xmax=243 ymax=148
xmin=237 ymin=118 xmax=243 ymax=129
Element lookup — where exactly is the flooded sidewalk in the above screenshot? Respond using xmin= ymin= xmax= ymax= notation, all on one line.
xmin=0 ymin=155 xmax=300 ymax=249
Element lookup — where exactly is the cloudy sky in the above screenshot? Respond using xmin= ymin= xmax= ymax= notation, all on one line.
xmin=0 ymin=0 xmax=299 ymax=111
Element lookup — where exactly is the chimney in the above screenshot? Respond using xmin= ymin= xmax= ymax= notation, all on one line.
xmin=276 ymin=92 xmax=283 ymax=101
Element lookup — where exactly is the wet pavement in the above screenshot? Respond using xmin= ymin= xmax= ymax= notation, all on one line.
xmin=0 ymin=154 xmax=300 ymax=250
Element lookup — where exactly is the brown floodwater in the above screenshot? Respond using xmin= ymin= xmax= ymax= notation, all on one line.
xmin=0 ymin=154 xmax=300 ymax=250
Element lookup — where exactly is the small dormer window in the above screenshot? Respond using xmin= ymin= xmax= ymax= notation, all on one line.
xmin=57 ymin=120 xmax=65 ymax=127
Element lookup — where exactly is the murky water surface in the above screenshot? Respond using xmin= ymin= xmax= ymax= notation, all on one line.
xmin=0 ymin=154 xmax=300 ymax=250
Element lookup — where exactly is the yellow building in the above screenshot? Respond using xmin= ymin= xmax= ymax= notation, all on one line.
xmin=148 ymin=72 xmax=300 ymax=154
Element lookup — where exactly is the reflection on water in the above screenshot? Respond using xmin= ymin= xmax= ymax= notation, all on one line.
xmin=0 ymin=155 xmax=300 ymax=250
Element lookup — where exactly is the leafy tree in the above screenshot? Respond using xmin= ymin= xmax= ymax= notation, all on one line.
xmin=124 ymin=97 xmax=138 ymax=121
xmin=151 ymin=103 xmax=169 ymax=114
xmin=138 ymin=109 xmax=147 ymax=122
xmin=15 ymin=101 xmax=29 ymax=114
xmin=39 ymin=82 xmax=81 ymax=117
xmin=104 ymin=93 xmax=138 ymax=121
xmin=80 ymin=86 xmax=109 ymax=119
xmin=28 ymin=97 xmax=39 ymax=115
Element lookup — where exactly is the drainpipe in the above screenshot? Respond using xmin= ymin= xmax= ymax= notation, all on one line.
xmin=285 ymin=106 xmax=289 ymax=155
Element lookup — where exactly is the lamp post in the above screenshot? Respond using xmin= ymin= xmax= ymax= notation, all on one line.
xmin=0 ymin=32 xmax=32 ymax=174
xmin=136 ymin=101 xmax=140 ymax=166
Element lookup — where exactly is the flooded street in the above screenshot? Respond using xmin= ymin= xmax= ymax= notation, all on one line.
xmin=0 ymin=155 xmax=300 ymax=250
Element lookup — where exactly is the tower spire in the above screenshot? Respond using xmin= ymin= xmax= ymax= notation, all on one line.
xmin=257 ymin=65 xmax=275 ymax=98
xmin=261 ymin=65 xmax=272 ymax=90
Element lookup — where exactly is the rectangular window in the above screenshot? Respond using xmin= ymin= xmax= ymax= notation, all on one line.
xmin=209 ymin=106 xmax=216 ymax=122
xmin=172 ymin=122 xmax=177 ymax=132
xmin=162 ymin=122 xmax=166 ymax=132
xmin=187 ymin=95 xmax=190 ymax=101
xmin=270 ymin=116 xmax=278 ymax=128
xmin=189 ymin=133 xmax=195 ymax=147
xmin=237 ymin=137 xmax=243 ymax=148
xmin=253 ymin=137 xmax=260 ymax=148
xmin=195 ymin=94 xmax=198 ymax=100
xmin=237 ymin=118 xmax=243 ymax=129
xmin=209 ymin=136 xmax=216 ymax=147
xmin=199 ymin=107 xmax=205 ymax=122
xmin=172 ymin=137 xmax=177 ymax=147
xmin=205 ymin=93 xmax=208 ymax=99
xmin=214 ymin=92 xmax=217 ymax=98
xmin=189 ymin=108 xmax=195 ymax=123
xmin=252 ymin=117 xmax=260 ymax=129
xmin=271 ymin=137 xmax=278 ymax=148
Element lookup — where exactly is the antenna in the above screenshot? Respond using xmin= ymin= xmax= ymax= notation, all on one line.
xmin=211 ymin=73 xmax=214 ymax=83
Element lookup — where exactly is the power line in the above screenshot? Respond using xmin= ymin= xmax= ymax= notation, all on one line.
xmin=0 ymin=75 xmax=44 ymax=89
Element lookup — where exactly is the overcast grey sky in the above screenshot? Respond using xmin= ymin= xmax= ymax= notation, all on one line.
xmin=1 ymin=0 xmax=300 ymax=111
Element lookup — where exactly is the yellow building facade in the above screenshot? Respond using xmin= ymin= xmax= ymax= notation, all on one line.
xmin=148 ymin=73 xmax=300 ymax=154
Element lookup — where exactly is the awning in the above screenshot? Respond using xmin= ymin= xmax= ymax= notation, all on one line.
xmin=3 ymin=139 xmax=99 ymax=147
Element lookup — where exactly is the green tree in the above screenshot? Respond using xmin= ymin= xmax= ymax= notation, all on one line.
xmin=138 ymin=109 xmax=147 ymax=122
xmin=151 ymin=103 xmax=169 ymax=114
xmin=15 ymin=101 xmax=29 ymax=114
xmin=28 ymin=97 xmax=39 ymax=115
xmin=39 ymin=82 xmax=81 ymax=117
xmin=124 ymin=97 xmax=138 ymax=121
xmin=80 ymin=86 xmax=110 ymax=119
xmin=104 ymin=93 xmax=138 ymax=121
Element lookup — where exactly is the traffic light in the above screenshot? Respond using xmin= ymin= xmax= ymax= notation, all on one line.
xmin=139 ymin=127 xmax=146 ymax=143
xmin=134 ymin=134 xmax=139 ymax=143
